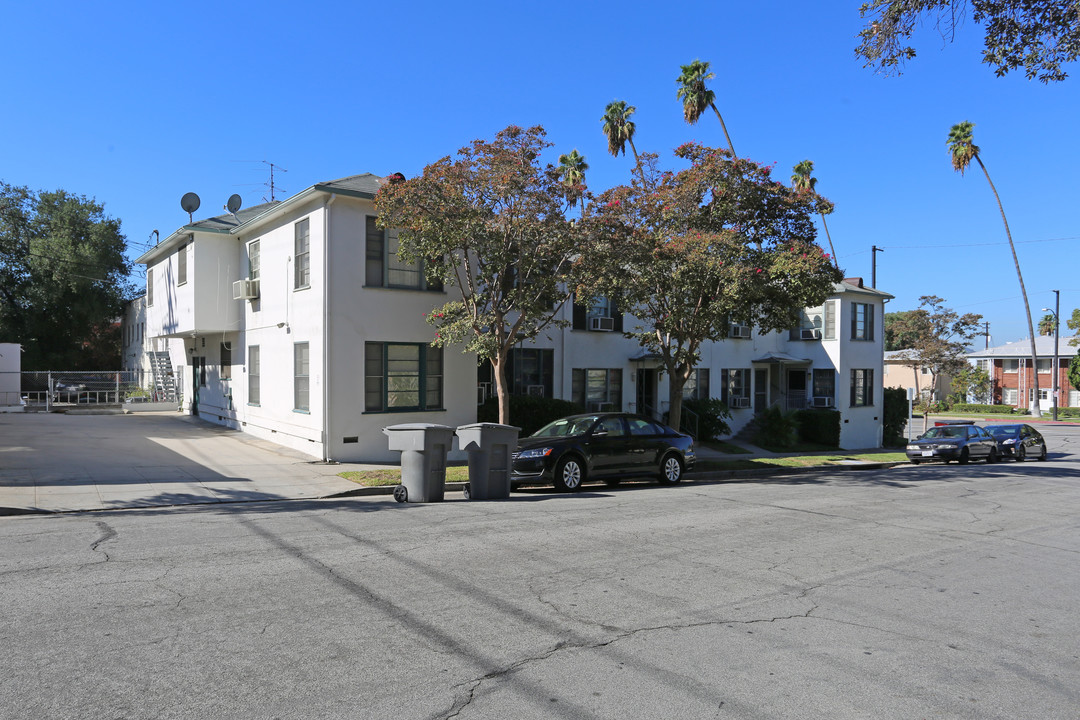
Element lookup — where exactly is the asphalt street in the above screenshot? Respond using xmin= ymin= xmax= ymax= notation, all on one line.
xmin=2 ymin=425 xmax=1078 ymax=719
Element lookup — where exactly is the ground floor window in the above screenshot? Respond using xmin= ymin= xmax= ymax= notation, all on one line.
xmin=812 ymin=369 xmax=835 ymax=404
xmin=682 ymin=368 xmax=710 ymax=400
xmin=1003 ymin=387 xmax=1018 ymax=405
xmin=507 ymin=348 xmax=553 ymax=398
xmin=365 ymin=342 xmax=443 ymax=412
xmin=248 ymin=346 xmax=260 ymax=405
xmin=220 ymin=342 xmax=232 ymax=380
xmin=1069 ymin=389 xmax=1080 ymax=407
xmin=572 ymin=368 xmax=622 ymax=411
xmin=294 ymin=342 xmax=310 ymax=412
xmin=720 ymin=369 xmax=750 ymax=407
xmin=1029 ymin=387 xmax=1049 ymax=402
xmin=850 ymin=368 xmax=873 ymax=407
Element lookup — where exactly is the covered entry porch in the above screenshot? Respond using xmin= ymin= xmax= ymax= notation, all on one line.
xmin=751 ymin=352 xmax=814 ymax=412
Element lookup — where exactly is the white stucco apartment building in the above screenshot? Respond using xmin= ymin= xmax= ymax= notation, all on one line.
xmin=135 ymin=173 xmax=892 ymax=462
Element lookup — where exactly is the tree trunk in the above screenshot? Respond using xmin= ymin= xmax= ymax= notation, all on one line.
xmin=492 ymin=352 xmax=511 ymax=425
xmin=628 ymin=138 xmax=646 ymax=186
xmin=976 ymin=156 xmax=1040 ymax=416
xmin=820 ymin=213 xmax=839 ymax=269
xmin=710 ymin=102 xmax=736 ymax=157
xmin=665 ymin=363 xmax=691 ymax=433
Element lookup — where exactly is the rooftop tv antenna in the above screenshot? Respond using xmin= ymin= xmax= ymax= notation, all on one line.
xmin=180 ymin=192 xmax=201 ymax=224
xmin=262 ymin=161 xmax=287 ymax=202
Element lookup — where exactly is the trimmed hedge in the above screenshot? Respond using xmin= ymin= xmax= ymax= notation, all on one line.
xmin=682 ymin=397 xmax=732 ymax=440
xmin=476 ymin=395 xmax=585 ymax=437
xmin=951 ymin=403 xmax=1019 ymax=414
xmin=882 ymin=387 xmax=908 ymax=444
xmin=793 ymin=409 xmax=841 ymax=447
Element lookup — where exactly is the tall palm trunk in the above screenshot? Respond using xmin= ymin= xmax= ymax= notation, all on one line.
xmin=976 ymin=155 xmax=1040 ymax=416
xmin=627 ymin=138 xmax=646 ymax=185
xmin=819 ymin=213 xmax=839 ymax=270
xmin=709 ymin=102 xmax=736 ymax=157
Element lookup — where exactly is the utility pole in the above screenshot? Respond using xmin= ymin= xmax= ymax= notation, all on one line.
xmin=1053 ymin=289 xmax=1060 ymax=421
xmin=984 ymin=321 xmax=990 ymax=349
xmin=871 ymin=246 xmax=884 ymax=288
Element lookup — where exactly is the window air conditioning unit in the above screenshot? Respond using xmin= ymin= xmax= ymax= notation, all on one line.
xmin=731 ymin=397 xmax=751 ymax=409
xmin=800 ymin=329 xmax=822 ymax=340
xmin=729 ymin=325 xmax=751 ymax=339
xmin=527 ymin=385 xmax=545 ymax=398
xmin=232 ymin=279 xmax=260 ymax=300
xmin=812 ymin=396 xmax=834 ymax=408
xmin=589 ymin=316 xmax=615 ymax=332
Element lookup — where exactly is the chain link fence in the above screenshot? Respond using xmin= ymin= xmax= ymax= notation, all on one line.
xmin=6 ymin=370 xmax=179 ymax=411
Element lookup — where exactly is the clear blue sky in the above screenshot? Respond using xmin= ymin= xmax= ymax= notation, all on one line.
xmin=3 ymin=1 xmax=1077 ymax=344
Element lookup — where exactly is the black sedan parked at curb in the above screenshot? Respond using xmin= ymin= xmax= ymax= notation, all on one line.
xmin=985 ymin=423 xmax=1048 ymax=461
xmin=906 ymin=423 xmax=999 ymax=464
xmin=511 ymin=413 xmax=696 ymax=492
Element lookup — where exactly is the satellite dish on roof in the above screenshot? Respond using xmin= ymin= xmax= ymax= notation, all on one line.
xmin=181 ymin=192 xmax=201 ymax=223
xmin=225 ymin=194 xmax=242 ymax=214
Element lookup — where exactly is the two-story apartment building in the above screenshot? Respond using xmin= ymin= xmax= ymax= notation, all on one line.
xmin=135 ymin=173 xmax=892 ymax=461
xmin=967 ymin=337 xmax=1079 ymax=410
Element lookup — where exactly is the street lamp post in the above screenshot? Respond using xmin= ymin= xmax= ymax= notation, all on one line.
xmin=1041 ymin=290 xmax=1060 ymax=421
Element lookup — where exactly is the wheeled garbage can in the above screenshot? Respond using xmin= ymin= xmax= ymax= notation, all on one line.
xmin=455 ymin=423 xmax=520 ymax=500
xmin=383 ymin=423 xmax=455 ymax=503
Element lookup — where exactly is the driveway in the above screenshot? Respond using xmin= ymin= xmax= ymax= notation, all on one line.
xmin=0 ymin=411 xmax=378 ymax=513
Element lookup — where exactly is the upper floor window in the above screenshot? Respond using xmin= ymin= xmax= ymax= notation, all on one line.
xmin=147 ymin=269 xmax=154 ymax=307
xmin=572 ymin=295 xmax=622 ymax=332
xmin=1002 ymin=359 xmax=1019 ymax=373
xmin=177 ymin=243 xmax=188 ymax=286
xmin=294 ymin=219 xmax=310 ymax=289
xmin=852 ymin=302 xmax=874 ymax=341
xmin=248 ymin=240 xmax=261 ymax=281
xmin=1036 ymin=358 xmax=1052 ymax=373
xmin=365 ymin=216 xmax=441 ymax=291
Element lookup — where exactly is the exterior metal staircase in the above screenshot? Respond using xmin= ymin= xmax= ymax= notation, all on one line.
xmin=148 ymin=351 xmax=177 ymax=402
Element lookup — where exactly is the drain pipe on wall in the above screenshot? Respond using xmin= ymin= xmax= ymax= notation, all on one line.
xmin=321 ymin=194 xmax=337 ymax=462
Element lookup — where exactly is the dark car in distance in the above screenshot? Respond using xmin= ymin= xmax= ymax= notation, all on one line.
xmin=511 ymin=413 xmax=696 ymax=492
xmin=906 ymin=423 xmax=999 ymax=464
xmin=984 ymin=423 xmax=1048 ymax=461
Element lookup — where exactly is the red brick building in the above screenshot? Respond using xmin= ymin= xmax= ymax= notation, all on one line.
xmin=967 ymin=337 xmax=1079 ymax=410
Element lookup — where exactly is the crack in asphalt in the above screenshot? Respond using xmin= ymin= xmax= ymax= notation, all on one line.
xmin=89 ymin=520 xmax=116 ymax=562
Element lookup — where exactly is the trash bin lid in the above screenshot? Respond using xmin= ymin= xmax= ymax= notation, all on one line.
xmin=383 ymin=423 xmax=454 ymax=432
xmin=455 ymin=422 xmax=522 ymax=432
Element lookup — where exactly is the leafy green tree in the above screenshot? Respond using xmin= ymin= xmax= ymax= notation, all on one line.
xmin=1069 ymin=354 xmax=1080 ymax=393
xmin=374 ymin=126 xmax=594 ymax=425
xmin=1067 ymin=307 xmax=1080 ymax=346
xmin=951 ymin=363 xmax=992 ymax=403
xmin=790 ymin=160 xmax=839 ymax=269
xmin=0 ymin=182 xmax=132 ymax=369
xmin=884 ymin=309 xmax=923 ymax=351
xmin=856 ymin=0 xmax=1080 ymax=82
xmin=676 ymin=59 xmax=736 ymax=157
xmin=586 ymin=143 xmax=842 ymax=430
xmin=889 ymin=295 xmax=983 ymax=427
xmin=556 ymin=149 xmax=589 ymax=211
xmin=601 ymin=100 xmax=644 ymax=182
xmin=948 ymin=120 xmax=1042 ymax=415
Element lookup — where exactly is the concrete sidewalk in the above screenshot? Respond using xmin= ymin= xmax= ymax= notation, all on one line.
xmin=0 ymin=411 xmax=393 ymax=514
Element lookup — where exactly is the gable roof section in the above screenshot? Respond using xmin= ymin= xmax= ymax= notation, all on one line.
xmin=137 ymin=174 xmax=387 ymax=264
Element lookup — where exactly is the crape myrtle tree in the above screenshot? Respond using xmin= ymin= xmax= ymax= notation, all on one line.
xmin=584 ymin=143 xmax=843 ymax=431
xmin=374 ymin=125 xmax=595 ymax=425
xmin=0 ymin=182 xmax=132 ymax=370
xmin=889 ymin=295 xmax=983 ymax=429
xmin=856 ymin=0 xmax=1080 ymax=82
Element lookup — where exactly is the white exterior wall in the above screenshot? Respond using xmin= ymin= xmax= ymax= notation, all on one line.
xmin=833 ymin=295 xmax=887 ymax=449
xmin=1 ymin=343 xmax=21 ymax=408
xmin=145 ymin=234 xmax=239 ymax=338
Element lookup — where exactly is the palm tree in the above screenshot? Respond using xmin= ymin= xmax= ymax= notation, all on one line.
xmin=676 ymin=59 xmax=735 ymax=157
xmin=949 ymin=121 xmax=1041 ymax=416
xmin=556 ymin=149 xmax=589 ymax=210
xmin=601 ymin=100 xmax=643 ymax=182
xmin=791 ymin=160 xmax=839 ymax=270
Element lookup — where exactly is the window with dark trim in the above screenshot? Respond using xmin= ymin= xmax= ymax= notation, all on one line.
xmin=850 ymin=368 xmax=873 ymax=407
xmin=505 ymin=348 xmax=554 ymax=398
xmin=364 ymin=216 xmax=441 ymax=291
xmin=147 ymin=269 xmax=154 ymax=307
xmin=683 ymin=368 xmax=711 ymax=400
xmin=812 ymin=369 xmax=835 ymax=401
xmin=571 ymin=368 xmax=622 ymax=410
xmin=852 ymin=302 xmax=874 ymax=341
xmin=177 ymin=244 xmax=187 ymax=286
xmin=365 ymin=342 xmax=443 ymax=412
xmin=720 ymin=369 xmax=750 ymax=406
xmin=220 ymin=342 xmax=232 ymax=380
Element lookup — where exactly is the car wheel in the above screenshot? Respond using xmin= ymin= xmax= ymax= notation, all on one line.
xmin=393 ymin=485 xmax=408 ymax=503
xmin=658 ymin=454 xmax=684 ymax=484
xmin=1016 ymin=445 xmax=1026 ymax=462
xmin=462 ymin=483 xmax=472 ymax=500
xmin=958 ymin=448 xmax=970 ymax=465
xmin=1038 ymin=445 xmax=1048 ymax=461
xmin=987 ymin=448 xmax=998 ymax=464
xmin=554 ymin=456 xmax=585 ymax=492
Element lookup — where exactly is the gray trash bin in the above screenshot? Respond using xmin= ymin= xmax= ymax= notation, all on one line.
xmin=455 ymin=423 xmax=520 ymax=500
xmin=383 ymin=423 xmax=455 ymax=503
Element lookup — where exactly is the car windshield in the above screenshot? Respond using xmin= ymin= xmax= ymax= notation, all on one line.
xmin=987 ymin=425 xmax=1020 ymax=438
xmin=531 ymin=416 xmax=599 ymax=438
xmin=922 ymin=426 xmax=968 ymax=439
